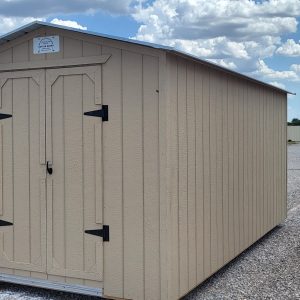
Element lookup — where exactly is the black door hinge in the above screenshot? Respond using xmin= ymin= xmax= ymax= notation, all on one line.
xmin=0 ymin=113 xmax=12 ymax=120
xmin=85 ymin=225 xmax=109 ymax=241
xmin=0 ymin=220 xmax=13 ymax=226
xmin=84 ymin=105 xmax=108 ymax=121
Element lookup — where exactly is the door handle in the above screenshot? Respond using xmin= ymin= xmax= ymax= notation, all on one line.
xmin=47 ymin=161 xmax=53 ymax=175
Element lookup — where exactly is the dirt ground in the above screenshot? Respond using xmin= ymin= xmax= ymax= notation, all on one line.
xmin=0 ymin=143 xmax=300 ymax=300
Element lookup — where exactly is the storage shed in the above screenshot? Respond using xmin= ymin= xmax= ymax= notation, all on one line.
xmin=0 ymin=21 xmax=288 ymax=300
xmin=288 ymin=125 xmax=300 ymax=142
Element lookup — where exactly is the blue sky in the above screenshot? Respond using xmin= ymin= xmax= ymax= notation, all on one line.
xmin=0 ymin=0 xmax=299 ymax=120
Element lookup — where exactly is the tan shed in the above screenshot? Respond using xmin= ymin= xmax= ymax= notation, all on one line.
xmin=0 ymin=21 xmax=289 ymax=299
xmin=288 ymin=125 xmax=300 ymax=141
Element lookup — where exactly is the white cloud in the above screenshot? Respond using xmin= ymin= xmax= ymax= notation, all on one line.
xmin=276 ymin=39 xmax=300 ymax=56
xmin=0 ymin=0 xmax=299 ymax=87
xmin=132 ymin=0 xmax=300 ymax=78
xmin=0 ymin=17 xmax=45 ymax=35
xmin=269 ymin=81 xmax=286 ymax=89
xmin=207 ymin=58 xmax=237 ymax=70
xmin=254 ymin=60 xmax=299 ymax=81
xmin=0 ymin=0 xmax=140 ymax=36
xmin=0 ymin=0 xmax=137 ymax=17
xmin=0 ymin=17 xmax=88 ymax=37
xmin=133 ymin=0 xmax=300 ymax=41
xmin=50 ymin=18 xmax=87 ymax=30
xmin=154 ymin=37 xmax=250 ymax=60
xmin=288 ymin=94 xmax=296 ymax=101
xmin=291 ymin=64 xmax=300 ymax=73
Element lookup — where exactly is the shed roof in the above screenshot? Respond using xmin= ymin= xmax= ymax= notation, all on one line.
xmin=0 ymin=21 xmax=294 ymax=95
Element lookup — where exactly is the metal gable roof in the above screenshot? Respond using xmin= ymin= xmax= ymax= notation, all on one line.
xmin=0 ymin=21 xmax=294 ymax=95
xmin=0 ymin=20 xmax=172 ymax=50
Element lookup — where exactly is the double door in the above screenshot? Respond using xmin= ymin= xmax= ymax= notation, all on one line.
xmin=0 ymin=66 xmax=103 ymax=282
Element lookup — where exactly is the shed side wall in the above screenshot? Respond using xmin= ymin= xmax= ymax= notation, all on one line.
xmin=166 ymin=54 xmax=287 ymax=299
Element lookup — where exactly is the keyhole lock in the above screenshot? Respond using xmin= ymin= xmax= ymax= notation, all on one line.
xmin=47 ymin=161 xmax=53 ymax=175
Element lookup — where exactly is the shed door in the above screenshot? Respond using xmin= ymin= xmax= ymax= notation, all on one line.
xmin=0 ymin=70 xmax=46 ymax=273
xmin=46 ymin=66 xmax=103 ymax=281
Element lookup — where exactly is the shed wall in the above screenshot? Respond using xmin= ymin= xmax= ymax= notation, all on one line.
xmin=166 ymin=54 xmax=287 ymax=299
xmin=0 ymin=27 xmax=167 ymax=300
xmin=288 ymin=126 xmax=300 ymax=142
xmin=102 ymin=47 xmax=163 ymax=300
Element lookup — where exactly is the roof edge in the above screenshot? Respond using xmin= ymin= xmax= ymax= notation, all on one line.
xmin=168 ymin=50 xmax=294 ymax=95
xmin=0 ymin=21 xmax=295 ymax=95
xmin=0 ymin=20 xmax=174 ymax=51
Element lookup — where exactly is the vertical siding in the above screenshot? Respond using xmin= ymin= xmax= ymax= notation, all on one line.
xmin=222 ymin=75 xmax=230 ymax=263
xmin=122 ymin=50 xmax=144 ymax=300
xmin=195 ymin=65 xmax=204 ymax=284
xmin=243 ymin=82 xmax=249 ymax=250
xmin=253 ymin=86 xmax=260 ymax=241
xmin=158 ymin=52 xmax=168 ymax=300
xmin=209 ymin=70 xmax=218 ymax=273
xmin=263 ymin=88 xmax=268 ymax=233
xmin=202 ymin=67 xmax=211 ymax=278
xmin=102 ymin=46 xmax=124 ymax=298
xmin=103 ymin=48 xmax=161 ymax=300
xmin=216 ymin=73 xmax=224 ymax=269
xmin=143 ymin=55 xmax=160 ymax=300
xmin=261 ymin=88 xmax=266 ymax=235
xmin=166 ymin=54 xmax=287 ymax=299
xmin=232 ymin=78 xmax=240 ymax=256
xmin=227 ymin=78 xmax=235 ymax=260
xmin=177 ymin=59 xmax=188 ymax=296
xmin=166 ymin=54 xmax=179 ymax=300
xmin=238 ymin=81 xmax=244 ymax=252
xmin=0 ymin=125 xmax=2 ymax=216
xmin=282 ymin=93 xmax=288 ymax=220
xmin=186 ymin=62 xmax=196 ymax=290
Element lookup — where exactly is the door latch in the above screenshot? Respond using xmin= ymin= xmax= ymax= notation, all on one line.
xmin=46 ymin=161 xmax=53 ymax=175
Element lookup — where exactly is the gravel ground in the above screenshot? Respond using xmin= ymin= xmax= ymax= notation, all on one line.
xmin=0 ymin=285 xmax=98 ymax=300
xmin=0 ymin=143 xmax=300 ymax=300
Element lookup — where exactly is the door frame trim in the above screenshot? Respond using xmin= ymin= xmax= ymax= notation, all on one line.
xmin=0 ymin=54 xmax=111 ymax=73
xmin=0 ymin=273 xmax=102 ymax=297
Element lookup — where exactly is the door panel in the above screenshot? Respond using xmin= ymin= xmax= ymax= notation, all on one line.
xmin=46 ymin=66 xmax=103 ymax=281
xmin=0 ymin=70 xmax=46 ymax=272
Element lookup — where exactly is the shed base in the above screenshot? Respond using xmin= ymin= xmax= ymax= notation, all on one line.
xmin=0 ymin=273 xmax=102 ymax=297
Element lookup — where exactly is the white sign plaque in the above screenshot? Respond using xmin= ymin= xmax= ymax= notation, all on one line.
xmin=33 ymin=36 xmax=60 ymax=54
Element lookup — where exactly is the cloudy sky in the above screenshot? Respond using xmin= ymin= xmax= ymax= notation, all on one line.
xmin=0 ymin=0 xmax=299 ymax=120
